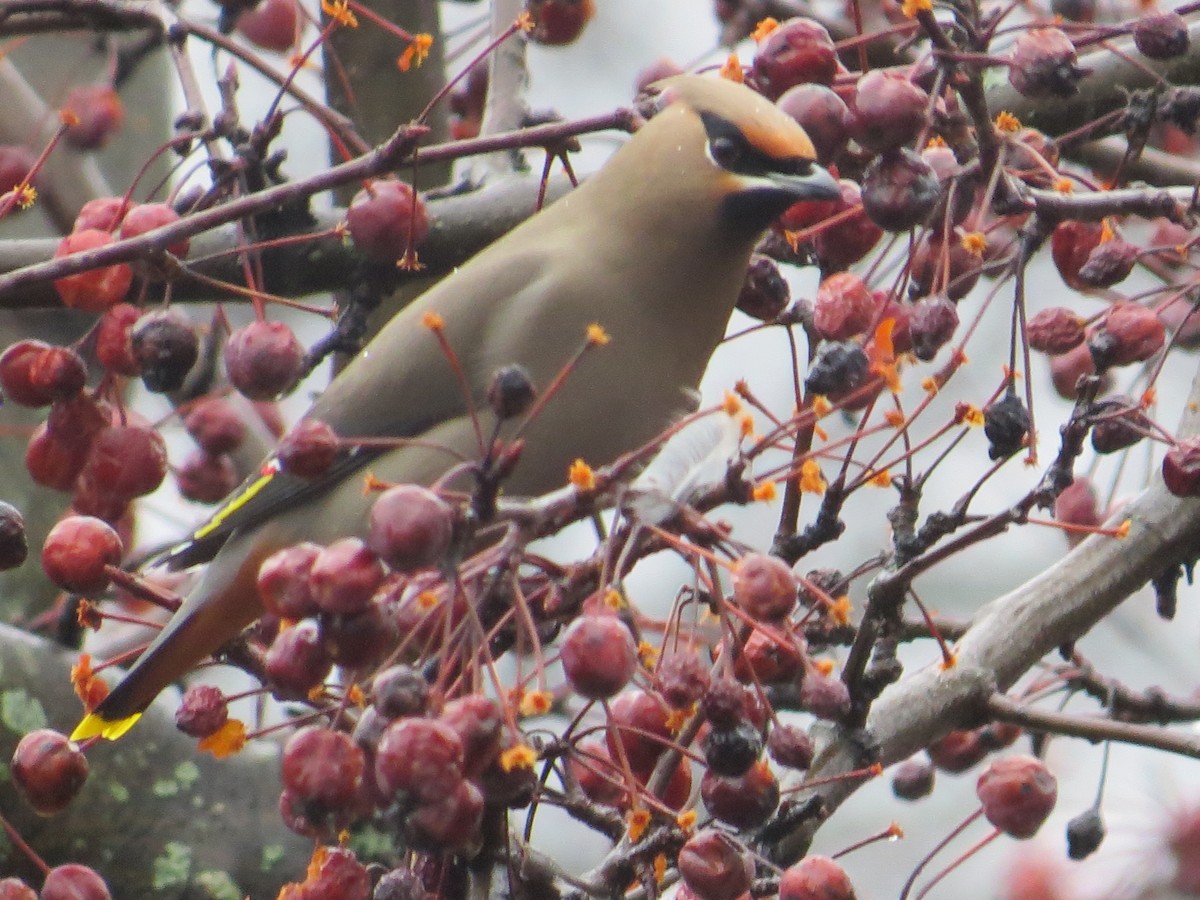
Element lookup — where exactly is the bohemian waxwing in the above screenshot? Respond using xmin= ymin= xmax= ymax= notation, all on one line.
xmin=71 ymin=74 xmax=838 ymax=741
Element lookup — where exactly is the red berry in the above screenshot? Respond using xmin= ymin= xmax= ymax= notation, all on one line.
xmin=1088 ymin=302 xmax=1164 ymax=368
xmin=184 ymin=398 xmax=247 ymax=455
xmin=1054 ymin=476 xmax=1100 ymax=546
xmin=131 ymin=308 xmax=199 ymax=392
xmin=236 ymin=0 xmax=299 ymax=52
xmin=800 ymin=668 xmax=851 ymax=720
xmin=812 ymin=180 xmax=882 ymax=272
xmin=258 ymin=543 xmax=321 ymax=619
xmin=976 ymin=754 xmax=1057 ymax=838
xmin=656 ymin=651 xmax=711 ymax=709
xmin=119 ymin=202 xmax=189 ymax=259
xmin=1077 ymin=236 xmax=1137 ymax=289
xmin=813 ymin=272 xmax=877 ymax=341
xmin=25 ymin=424 xmax=89 ymax=492
xmin=407 ymin=778 xmax=484 ymax=850
xmin=1027 ymin=307 xmax=1085 ymax=355
xmin=570 ymin=739 xmax=625 ymax=806
xmin=1008 ymin=28 xmax=1083 ymax=99
xmin=367 ymin=484 xmax=455 ymax=573
xmin=225 ymin=320 xmax=304 ymax=400
xmin=700 ymin=759 xmax=779 ymax=829
xmin=40 ymin=865 xmax=111 ymax=900
xmin=861 ymin=148 xmax=941 ymax=232
xmin=282 ymin=726 xmax=365 ymax=814
xmin=525 ymin=0 xmax=595 ymax=46
xmin=1050 ymin=220 xmax=1103 ymax=289
xmin=438 ymin=696 xmax=502 ymax=776
xmin=1164 ymin=437 xmax=1200 ymax=498
xmin=0 ymin=145 xmax=35 ymax=196
xmin=605 ymin=689 xmax=673 ymax=775
xmin=909 ymin=235 xmax=982 ymax=301
xmin=176 ymin=450 xmax=238 ymax=503
xmin=849 ymin=69 xmax=929 ymax=154
xmin=53 ymin=230 xmax=133 ymax=312
xmin=909 ymin=295 xmax=960 ymax=362
xmin=175 ymin=684 xmax=229 ymax=737
xmin=308 ymin=538 xmax=385 ymax=616
xmin=322 ymin=601 xmax=397 ymax=672
xmin=78 ymin=423 xmax=169 ymax=500
xmin=732 ymin=552 xmax=798 ymax=621
xmin=346 ymin=180 xmax=431 ymax=264
xmin=264 ymin=619 xmax=332 ymax=698
xmin=1049 ymin=342 xmax=1104 ymax=400
xmin=0 ymin=877 xmax=35 ymax=900
xmin=778 ymin=856 xmax=856 ymax=900
xmin=767 ymin=722 xmax=814 ymax=770
xmin=295 ymin=846 xmax=370 ymax=898
xmin=733 ymin=626 xmax=804 ymax=683
xmin=1135 ymin=12 xmax=1189 ymax=60
xmin=751 ymin=18 xmax=838 ymax=99
xmin=678 ymin=830 xmax=754 ymax=900
xmin=1090 ymin=395 xmax=1150 ymax=454
xmin=277 ymin=419 xmax=338 ymax=479
xmin=94 ymin=303 xmax=142 ymax=376
xmin=776 ymin=84 xmax=849 ymax=165
xmin=892 ymin=757 xmax=935 ymax=800
xmin=11 ymin=729 xmax=88 ymax=815
xmin=0 ymin=341 xmax=85 ymax=408
xmin=560 ymin=613 xmax=638 ymax=699
xmin=375 ymin=717 xmax=465 ymax=804
xmin=62 ymin=85 xmax=124 ymax=150
xmin=927 ymin=728 xmax=988 ymax=773
xmin=41 ymin=515 xmax=122 ymax=594
xmin=73 ymin=197 xmax=130 ymax=233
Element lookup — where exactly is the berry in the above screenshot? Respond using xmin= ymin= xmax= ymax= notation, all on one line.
xmin=281 ymin=726 xmax=365 ymax=816
xmin=908 ymin=235 xmax=982 ymax=301
xmin=264 ymin=619 xmax=332 ymax=698
xmin=76 ymin=423 xmax=168 ymax=514
xmin=184 ymin=398 xmax=247 ymax=455
xmin=736 ymin=254 xmax=789 ymax=322
xmin=1026 ymin=307 xmax=1085 ymax=355
xmin=700 ymin=676 xmax=747 ymax=730
xmin=1066 ymin=809 xmax=1105 ymax=859
xmin=53 ymin=230 xmax=133 ymax=312
xmin=0 ymin=341 xmax=85 ymax=407
xmin=11 ymin=729 xmax=88 ymax=815
xmin=1008 ymin=28 xmax=1083 ymax=99
xmin=814 ymin=271 xmax=876 ymax=341
xmin=375 ymin=717 xmax=465 ymax=804
xmin=849 ymin=70 xmax=929 ymax=154
xmin=570 ymin=740 xmax=625 ymax=806
xmin=367 ymin=484 xmax=455 ymax=573
xmin=225 ymin=320 xmax=304 ymax=400
xmin=778 ymin=856 xmax=856 ymax=900
xmin=656 ymin=651 xmax=710 ymax=709
xmin=25 ymin=424 xmax=89 ymax=492
xmin=119 ymin=202 xmax=188 ymax=258
xmin=276 ymin=418 xmax=338 ymax=479
xmin=73 ymin=197 xmax=129 ymax=233
xmin=1077 ymin=236 xmax=1137 ymax=289
xmin=976 ymin=755 xmax=1057 ymax=838
xmin=700 ymin=759 xmax=779 ymax=829
xmin=131 ymin=308 xmax=199 ymax=393
xmin=407 ymin=778 xmax=484 ymax=850
xmin=487 ymin=365 xmax=537 ymax=420
xmin=702 ymin=720 xmax=762 ymax=778
xmin=258 ymin=543 xmax=321 ymax=619
xmin=346 ymin=180 xmax=430 ymax=264
xmin=0 ymin=145 xmax=35 ymax=196
xmin=560 ymin=613 xmax=637 ymax=699
xmin=41 ymin=515 xmax=122 ymax=594
xmin=861 ymin=148 xmax=940 ymax=232
xmin=1088 ymin=302 xmax=1164 ymax=368
xmin=776 ymin=84 xmax=849 ymax=165
xmin=439 ymin=696 xmax=502 ymax=776
xmin=909 ymin=295 xmax=959 ymax=362
xmin=1134 ymin=12 xmax=1189 ymax=60
xmin=1163 ymin=437 xmax=1200 ymax=498
xmin=733 ymin=626 xmax=804 ymax=683
xmin=891 ymin=757 xmax=935 ymax=800
xmin=799 ymin=669 xmax=850 ymax=720
xmin=94 ymin=303 xmax=142 ymax=376
xmin=371 ymin=664 xmax=429 ymax=720
xmin=295 ymin=846 xmax=370 ymax=898
xmin=175 ymin=684 xmax=229 ymax=737
xmin=0 ymin=878 xmax=35 ymax=900
xmin=1049 ymin=342 xmax=1104 ymax=400
xmin=40 ymin=865 xmax=111 ymax=900
xmin=605 ymin=689 xmax=673 ymax=775
xmin=236 ymin=0 xmax=299 ymax=52
xmin=1050 ymin=220 xmax=1103 ymax=289
xmin=812 ymin=180 xmax=882 ymax=272
xmin=62 ymin=85 xmax=124 ymax=150
xmin=1090 ymin=396 xmax=1149 ymax=454
xmin=926 ymin=728 xmax=988 ymax=773
xmin=983 ymin=393 xmax=1030 ymax=460
xmin=804 ymin=342 xmax=870 ymax=400
xmin=678 ymin=830 xmax=754 ymax=900
xmin=751 ymin=18 xmax=838 ymax=98
xmin=732 ymin=552 xmax=797 ymax=621
xmin=322 ymin=601 xmax=397 ymax=671
xmin=309 ymin=538 xmax=385 ymax=616
xmin=0 ymin=502 xmax=27 ymax=570
xmin=1055 ymin=476 xmax=1100 ymax=545
xmin=525 ymin=0 xmax=595 ymax=46
xmin=767 ymin=722 xmax=814 ymax=770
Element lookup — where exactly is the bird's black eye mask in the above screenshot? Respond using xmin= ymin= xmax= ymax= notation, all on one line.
xmin=699 ymin=112 xmax=816 ymax=179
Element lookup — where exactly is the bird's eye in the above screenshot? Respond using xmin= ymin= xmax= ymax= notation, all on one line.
xmin=710 ymin=136 xmax=742 ymax=169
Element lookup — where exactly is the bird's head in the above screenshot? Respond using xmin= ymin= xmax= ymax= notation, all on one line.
xmin=632 ymin=75 xmax=841 ymax=235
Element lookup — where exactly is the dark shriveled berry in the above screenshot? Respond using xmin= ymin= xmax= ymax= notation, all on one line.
xmin=800 ymin=669 xmax=851 ymax=720
xmin=702 ymin=720 xmax=762 ymax=778
xmin=1134 ymin=12 xmax=1189 ymax=60
xmin=1066 ymin=809 xmax=1106 ymax=859
xmin=861 ymin=149 xmax=941 ymax=232
xmin=767 ymin=722 xmax=813 ymax=770
xmin=1077 ymin=237 xmax=1137 ymax=289
xmin=372 ymin=664 xmax=429 ymax=720
xmin=487 ymin=365 xmax=537 ymax=420
xmin=1027 ymin=307 xmax=1085 ymax=355
xmin=736 ymin=254 xmax=789 ymax=322
xmin=909 ymin=295 xmax=959 ymax=362
xmin=1090 ymin=396 xmax=1150 ymax=454
xmin=657 ymin=651 xmax=711 ymax=709
xmin=1008 ymin=28 xmax=1084 ymax=99
xmin=175 ymin=684 xmax=229 ymax=737
xmin=984 ymin=393 xmax=1030 ymax=460
xmin=805 ymin=341 xmax=870 ymax=399
xmin=0 ymin=501 xmax=27 ymax=570
xmin=131 ymin=309 xmax=199 ymax=393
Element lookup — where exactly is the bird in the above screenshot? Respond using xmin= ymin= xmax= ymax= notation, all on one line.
xmin=71 ymin=74 xmax=839 ymax=741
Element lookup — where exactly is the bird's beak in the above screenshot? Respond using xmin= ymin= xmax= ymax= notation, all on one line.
xmin=768 ymin=164 xmax=840 ymax=203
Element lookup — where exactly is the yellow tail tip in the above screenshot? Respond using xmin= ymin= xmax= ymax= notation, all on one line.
xmin=70 ymin=712 xmax=141 ymax=742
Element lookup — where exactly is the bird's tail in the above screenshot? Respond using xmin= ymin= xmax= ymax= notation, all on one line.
xmin=70 ymin=536 xmax=269 ymax=742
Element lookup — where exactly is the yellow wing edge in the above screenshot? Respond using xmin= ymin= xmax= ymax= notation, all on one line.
xmin=70 ymin=711 xmax=141 ymax=742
